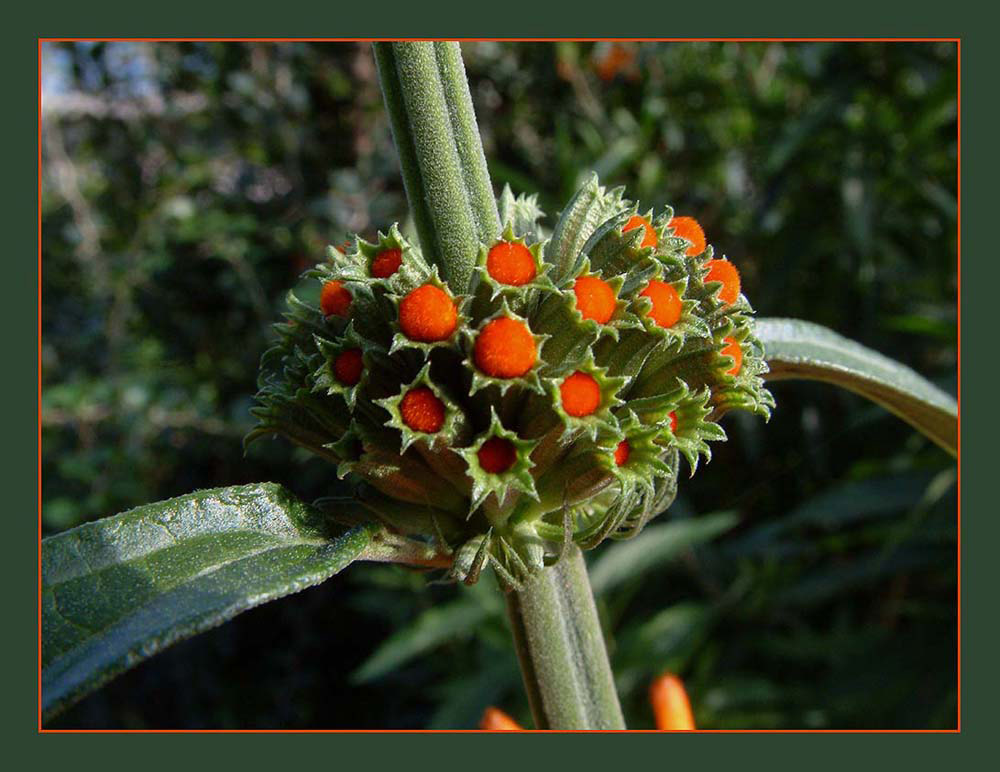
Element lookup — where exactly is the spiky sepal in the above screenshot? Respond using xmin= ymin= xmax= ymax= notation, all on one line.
xmin=457 ymin=408 xmax=539 ymax=518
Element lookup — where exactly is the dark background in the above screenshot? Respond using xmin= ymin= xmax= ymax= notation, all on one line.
xmin=40 ymin=41 xmax=957 ymax=729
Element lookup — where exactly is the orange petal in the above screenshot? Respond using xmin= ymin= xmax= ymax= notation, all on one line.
xmin=479 ymin=707 xmax=523 ymax=731
xmin=668 ymin=216 xmax=706 ymax=256
xmin=649 ymin=673 xmax=696 ymax=731
xmin=400 ymin=386 xmax=445 ymax=433
xmin=704 ymin=258 xmax=741 ymax=305
xmin=573 ymin=275 xmax=617 ymax=324
xmin=487 ymin=241 xmax=537 ymax=286
xmin=371 ymin=248 xmax=403 ymax=278
xmin=623 ymin=214 xmax=658 ymax=249
xmin=332 ymin=348 xmax=363 ymax=386
xmin=560 ymin=371 xmax=601 ymax=417
xmin=398 ymin=284 xmax=457 ymax=342
xmin=320 ymin=280 xmax=352 ymax=318
xmin=477 ymin=437 xmax=517 ymax=474
xmin=474 ymin=317 xmax=537 ymax=378
xmin=721 ymin=337 xmax=743 ymax=376
xmin=639 ymin=280 xmax=683 ymax=329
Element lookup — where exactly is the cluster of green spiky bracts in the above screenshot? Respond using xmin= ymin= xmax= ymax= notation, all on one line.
xmin=250 ymin=175 xmax=774 ymax=588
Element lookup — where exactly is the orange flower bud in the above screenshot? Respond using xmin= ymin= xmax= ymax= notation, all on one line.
xmin=721 ymin=337 xmax=742 ymax=376
xmin=669 ymin=216 xmax=706 ymax=256
xmin=398 ymin=284 xmax=458 ymax=342
xmin=639 ymin=280 xmax=682 ymax=329
xmin=560 ymin=371 xmax=601 ymax=417
xmin=668 ymin=410 xmax=678 ymax=433
xmin=614 ymin=440 xmax=630 ymax=466
xmin=623 ymin=214 xmax=658 ymax=249
xmin=333 ymin=348 xmax=363 ymax=386
xmin=649 ymin=673 xmax=696 ymax=731
xmin=573 ymin=276 xmax=617 ymax=324
xmin=487 ymin=241 xmax=537 ymax=286
xmin=704 ymin=258 xmax=740 ymax=305
xmin=478 ymin=436 xmax=517 ymax=474
xmin=474 ymin=317 xmax=537 ymax=378
xmin=320 ymin=280 xmax=352 ymax=318
xmin=371 ymin=248 xmax=403 ymax=279
xmin=400 ymin=386 xmax=445 ymax=433
xmin=594 ymin=43 xmax=636 ymax=82
xmin=479 ymin=707 xmax=523 ymax=731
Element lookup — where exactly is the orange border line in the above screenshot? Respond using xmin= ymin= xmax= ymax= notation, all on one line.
xmin=41 ymin=728 xmax=959 ymax=734
xmin=37 ymin=37 xmax=962 ymax=735
xmin=37 ymin=37 xmax=44 ymax=736
xmin=955 ymin=38 xmax=962 ymax=734
xmin=37 ymin=37 xmax=959 ymax=42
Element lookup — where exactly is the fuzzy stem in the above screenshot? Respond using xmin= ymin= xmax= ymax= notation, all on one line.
xmin=374 ymin=39 xmax=623 ymax=731
xmin=372 ymin=42 xmax=500 ymax=294
xmin=504 ymin=544 xmax=626 ymax=729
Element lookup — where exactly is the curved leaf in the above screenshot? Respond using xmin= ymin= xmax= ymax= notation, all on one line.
xmin=351 ymin=600 xmax=490 ymax=685
xmin=41 ymin=483 xmax=373 ymax=722
xmin=351 ymin=572 xmax=502 ymax=684
xmin=756 ymin=317 xmax=957 ymax=456
xmin=589 ymin=512 xmax=739 ymax=595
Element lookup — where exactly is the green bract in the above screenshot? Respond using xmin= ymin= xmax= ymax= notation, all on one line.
xmin=251 ymin=174 xmax=775 ymax=588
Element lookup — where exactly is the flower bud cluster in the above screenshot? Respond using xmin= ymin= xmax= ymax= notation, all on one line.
xmin=251 ymin=175 xmax=773 ymax=586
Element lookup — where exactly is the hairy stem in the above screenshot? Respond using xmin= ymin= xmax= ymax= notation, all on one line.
xmin=375 ymin=39 xmax=623 ymax=731
xmin=504 ymin=545 xmax=626 ymax=729
xmin=372 ymin=42 xmax=499 ymax=294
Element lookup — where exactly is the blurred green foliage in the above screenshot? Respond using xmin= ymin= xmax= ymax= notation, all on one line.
xmin=41 ymin=40 xmax=957 ymax=729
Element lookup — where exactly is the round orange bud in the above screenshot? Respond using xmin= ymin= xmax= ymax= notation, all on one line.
xmin=371 ymin=248 xmax=402 ymax=279
xmin=400 ymin=386 xmax=445 ymax=433
xmin=639 ymin=280 xmax=683 ymax=328
xmin=614 ymin=440 xmax=630 ymax=467
xmin=669 ymin=216 xmax=706 ymax=256
xmin=398 ymin=284 xmax=457 ymax=342
xmin=474 ymin=317 xmax=537 ymax=378
xmin=623 ymin=214 xmax=658 ymax=249
xmin=320 ymin=280 xmax=352 ymax=318
xmin=704 ymin=258 xmax=741 ymax=305
xmin=668 ymin=410 xmax=678 ymax=434
xmin=486 ymin=241 xmax=537 ymax=286
xmin=560 ymin=371 xmax=601 ymax=417
xmin=478 ymin=436 xmax=516 ymax=474
xmin=333 ymin=348 xmax=363 ymax=386
xmin=721 ymin=337 xmax=743 ymax=376
xmin=573 ymin=276 xmax=617 ymax=324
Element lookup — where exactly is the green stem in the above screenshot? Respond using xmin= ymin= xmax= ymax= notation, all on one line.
xmin=372 ymin=42 xmax=500 ymax=294
xmin=375 ymin=39 xmax=623 ymax=731
xmin=504 ymin=544 xmax=626 ymax=729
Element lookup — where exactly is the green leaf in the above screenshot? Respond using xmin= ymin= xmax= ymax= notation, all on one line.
xmin=350 ymin=599 xmax=491 ymax=685
xmin=42 ymin=483 xmax=373 ymax=722
xmin=351 ymin=578 xmax=502 ymax=684
xmin=756 ymin=317 xmax=957 ymax=456
xmin=614 ymin=602 xmax=710 ymax=696
xmin=545 ymin=172 xmax=629 ymax=285
xmin=588 ymin=512 xmax=739 ymax=595
xmin=727 ymin=471 xmax=939 ymax=557
xmin=774 ymin=546 xmax=951 ymax=607
xmin=426 ymin=657 xmax=522 ymax=730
